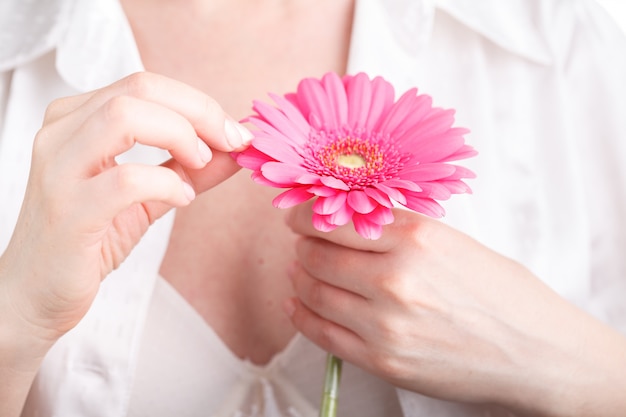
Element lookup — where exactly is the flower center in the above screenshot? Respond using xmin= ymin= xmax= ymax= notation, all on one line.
xmin=337 ymin=153 xmax=366 ymax=169
xmin=304 ymin=130 xmax=408 ymax=189
xmin=318 ymin=137 xmax=384 ymax=175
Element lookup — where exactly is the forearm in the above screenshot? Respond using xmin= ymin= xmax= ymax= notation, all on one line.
xmin=0 ymin=260 xmax=56 ymax=417
xmin=503 ymin=301 xmax=626 ymax=417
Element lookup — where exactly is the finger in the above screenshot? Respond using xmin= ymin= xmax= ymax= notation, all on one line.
xmin=166 ymin=149 xmax=240 ymax=189
xmin=78 ymin=72 xmax=252 ymax=151
xmin=286 ymin=201 xmax=398 ymax=252
xmin=76 ymin=163 xmax=194 ymax=224
xmin=284 ymin=297 xmax=366 ymax=362
xmin=287 ymin=201 xmax=442 ymax=253
xmin=289 ymin=261 xmax=371 ymax=334
xmin=43 ymin=91 xmax=97 ymax=125
xmin=63 ymin=95 xmax=212 ymax=171
xmin=294 ymin=235 xmax=389 ymax=298
xmin=143 ymin=150 xmax=242 ymax=221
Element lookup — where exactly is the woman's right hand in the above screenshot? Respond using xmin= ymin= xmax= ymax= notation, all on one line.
xmin=0 ymin=72 xmax=251 ymax=345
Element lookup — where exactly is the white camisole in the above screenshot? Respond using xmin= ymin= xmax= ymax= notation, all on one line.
xmin=127 ymin=277 xmax=404 ymax=417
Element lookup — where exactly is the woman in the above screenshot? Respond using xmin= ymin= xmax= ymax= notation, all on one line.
xmin=1 ymin=0 xmax=625 ymax=416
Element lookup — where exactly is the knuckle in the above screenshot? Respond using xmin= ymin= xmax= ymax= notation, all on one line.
xmin=113 ymin=164 xmax=141 ymax=197
xmin=307 ymin=280 xmax=326 ymax=309
xmin=43 ymin=97 xmax=70 ymax=124
xmin=102 ymin=95 xmax=136 ymax=123
xmin=370 ymin=352 xmax=408 ymax=380
xmin=202 ymin=94 xmax=222 ymax=118
xmin=300 ymin=240 xmax=326 ymax=270
xmin=202 ymin=95 xmax=226 ymax=134
xmin=406 ymin=221 xmax=432 ymax=249
xmin=32 ymin=127 xmax=53 ymax=160
xmin=393 ymin=213 xmax=436 ymax=250
xmin=377 ymin=272 xmax=411 ymax=304
xmin=316 ymin=321 xmax=337 ymax=352
xmin=123 ymin=72 xmax=156 ymax=98
xmin=375 ymin=316 xmax=404 ymax=343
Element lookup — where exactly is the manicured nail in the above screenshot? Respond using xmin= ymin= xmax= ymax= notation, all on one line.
xmin=224 ymin=119 xmax=254 ymax=149
xmin=183 ymin=182 xmax=196 ymax=202
xmin=197 ymin=137 xmax=212 ymax=163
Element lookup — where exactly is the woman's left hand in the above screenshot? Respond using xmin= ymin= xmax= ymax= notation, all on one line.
xmin=284 ymin=202 xmax=626 ymax=417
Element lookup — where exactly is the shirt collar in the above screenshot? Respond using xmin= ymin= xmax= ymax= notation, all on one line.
xmin=348 ymin=0 xmax=552 ymax=84
xmin=0 ymin=0 xmax=142 ymax=92
xmin=436 ymin=0 xmax=552 ymax=65
xmin=1 ymin=0 xmax=551 ymax=90
xmin=55 ymin=0 xmax=143 ymax=92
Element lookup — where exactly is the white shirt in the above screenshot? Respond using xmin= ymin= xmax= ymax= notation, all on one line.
xmin=127 ymin=277 xmax=403 ymax=417
xmin=1 ymin=0 xmax=626 ymax=416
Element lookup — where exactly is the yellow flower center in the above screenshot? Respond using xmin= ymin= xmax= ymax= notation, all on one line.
xmin=337 ymin=153 xmax=366 ymax=169
xmin=319 ymin=137 xmax=384 ymax=176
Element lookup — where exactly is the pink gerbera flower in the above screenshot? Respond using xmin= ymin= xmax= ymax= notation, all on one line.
xmin=234 ymin=72 xmax=476 ymax=240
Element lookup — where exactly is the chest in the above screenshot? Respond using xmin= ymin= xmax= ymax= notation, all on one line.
xmin=121 ymin=0 xmax=355 ymax=364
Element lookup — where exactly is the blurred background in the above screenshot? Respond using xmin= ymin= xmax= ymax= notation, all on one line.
xmin=596 ymin=0 xmax=626 ymax=33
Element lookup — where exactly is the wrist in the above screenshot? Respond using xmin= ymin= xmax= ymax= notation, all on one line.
xmin=0 ymin=256 xmax=58 ymax=370
xmin=497 ymin=303 xmax=626 ymax=417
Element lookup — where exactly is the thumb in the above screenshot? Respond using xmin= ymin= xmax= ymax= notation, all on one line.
xmin=144 ymin=150 xmax=242 ymax=221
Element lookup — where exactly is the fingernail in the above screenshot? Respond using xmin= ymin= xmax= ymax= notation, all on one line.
xmin=197 ymin=137 xmax=213 ymax=163
xmin=183 ymin=182 xmax=196 ymax=202
xmin=283 ymin=298 xmax=296 ymax=317
xmin=224 ymin=119 xmax=254 ymax=150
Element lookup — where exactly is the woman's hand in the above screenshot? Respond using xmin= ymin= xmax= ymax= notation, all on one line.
xmin=285 ymin=203 xmax=626 ymax=416
xmin=0 ymin=72 xmax=251 ymax=343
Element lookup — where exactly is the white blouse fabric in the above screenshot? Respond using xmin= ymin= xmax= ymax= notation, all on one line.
xmin=1 ymin=0 xmax=626 ymax=416
xmin=126 ymin=277 xmax=402 ymax=417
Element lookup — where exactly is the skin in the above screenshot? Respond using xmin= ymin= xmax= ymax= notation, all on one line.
xmin=0 ymin=1 xmax=625 ymax=416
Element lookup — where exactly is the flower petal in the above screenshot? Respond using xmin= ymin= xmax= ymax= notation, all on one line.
xmin=353 ymin=214 xmax=383 ymax=240
xmin=261 ymin=161 xmax=309 ymax=185
xmin=312 ymin=192 xmax=348 ymax=215
xmin=308 ymin=185 xmax=339 ymax=197
xmin=253 ymin=136 xmax=303 ymax=165
xmin=400 ymin=126 xmax=468 ymax=149
xmin=247 ymin=116 xmax=300 ymax=147
xmin=378 ymin=178 xmax=422 ymax=192
xmin=364 ymin=187 xmax=393 ymax=208
xmin=366 ymin=206 xmax=395 ymax=225
xmin=414 ymin=182 xmax=452 ymax=200
xmin=374 ymin=183 xmax=407 ymax=205
xmin=320 ymin=176 xmax=350 ymax=191
xmin=347 ymin=190 xmax=377 ymax=214
xmin=312 ymin=213 xmax=338 ymax=233
xmin=268 ymin=92 xmax=311 ymax=137
xmin=406 ymin=135 xmax=467 ymax=164
xmin=272 ymin=188 xmax=314 ymax=208
xmin=251 ymin=171 xmax=283 ymax=187
xmin=346 ymin=73 xmax=372 ymax=130
xmin=252 ymin=101 xmax=308 ymax=145
xmin=298 ymin=78 xmax=336 ymax=130
xmin=401 ymin=193 xmax=446 ymax=217
xmin=438 ymin=180 xmax=473 ymax=194
xmin=446 ymin=165 xmax=477 ymax=180
xmin=327 ymin=204 xmax=354 ymax=226
xmin=365 ymin=76 xmax=395 ymax=132
xmin=399 ymin=163 xmax=457 ymax=182
xmin=378 ymin=88 xmax=420 ymax=135
xmin=415 ymin=107 xmax=456 ymax=134
xmin=442 ymin=144 xmax=478 ymax=162
xmin=233 ymin=146 xmax=272 ymax=170
xmin=322 ymin=72 xmax=349 ymax=129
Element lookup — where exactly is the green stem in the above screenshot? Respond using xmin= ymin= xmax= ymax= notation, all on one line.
xmin=319 ymin=353 xmax=343 ymax=417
